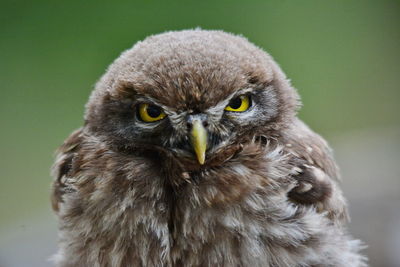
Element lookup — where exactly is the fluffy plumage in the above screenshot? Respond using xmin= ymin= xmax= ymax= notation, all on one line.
xmin=51 ymin=29 xmax=366 ymax=266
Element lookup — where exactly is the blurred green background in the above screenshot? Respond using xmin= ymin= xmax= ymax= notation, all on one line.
xmin=1 ymin=0 xmax=399 ymax=266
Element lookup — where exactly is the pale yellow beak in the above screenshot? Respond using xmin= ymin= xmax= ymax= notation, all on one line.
xmin=190 ymin=120 xmax=207 ymax=165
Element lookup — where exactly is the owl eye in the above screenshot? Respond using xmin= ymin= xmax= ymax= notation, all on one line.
xmin=224 ymin=95 xmax=251 ymax=112
xmin=138 ymin=103 xmax=166 ymax=122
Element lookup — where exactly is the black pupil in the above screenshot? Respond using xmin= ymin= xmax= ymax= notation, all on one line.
xmin=147 ymin=105 xmax=162 ymax=118
xmin=229 ymin=97 xmax=242 ymax=109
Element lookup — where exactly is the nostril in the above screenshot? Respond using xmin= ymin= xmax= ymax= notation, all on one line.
xmin=186 ymin=114 xmax=208 ymax=129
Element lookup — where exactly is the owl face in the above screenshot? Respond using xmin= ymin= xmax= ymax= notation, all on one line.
xmin=85 ymin=30 xmax=299 ymax=166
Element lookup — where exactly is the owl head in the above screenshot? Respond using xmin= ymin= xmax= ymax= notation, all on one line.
xmin=85 ymin=29 xmax=300 ymax=168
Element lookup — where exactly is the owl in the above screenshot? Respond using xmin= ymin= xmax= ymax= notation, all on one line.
xmin=51 ymin=30 xmax=367 ymax=266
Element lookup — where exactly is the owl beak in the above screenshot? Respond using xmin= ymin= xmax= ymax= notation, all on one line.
xmin=190 ymin=119 xmax=208 ymax=165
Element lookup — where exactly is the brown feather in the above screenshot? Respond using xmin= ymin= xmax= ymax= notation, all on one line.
xmin=51 ymin=29 xmax=366 ymax=266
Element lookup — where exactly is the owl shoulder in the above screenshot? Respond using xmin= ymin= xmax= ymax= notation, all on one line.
xmin=282 ymin=118 xmax=339 ymax=179
xmin=51 ymin=128 xmax=84 ymax=213
xmin=280 ymin=118 xmax=349 ymax=223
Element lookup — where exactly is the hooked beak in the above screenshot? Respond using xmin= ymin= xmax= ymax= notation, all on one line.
xmin=190 ymin=119 xmax=208 ymax=165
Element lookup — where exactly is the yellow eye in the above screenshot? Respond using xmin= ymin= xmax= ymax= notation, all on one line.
xmin=138 ymin=103 xmax=166 ymax=122
xmin=225 ymin=95 xmax=251 ymax=112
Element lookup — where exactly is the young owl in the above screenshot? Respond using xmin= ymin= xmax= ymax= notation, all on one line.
xmin=51 ymin=30 xmax=366 ymax=266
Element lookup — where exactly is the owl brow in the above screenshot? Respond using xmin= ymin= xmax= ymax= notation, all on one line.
xmin=231 ymin=87 xmax=255 ymax=98
xmin=203 ymin=87 xmax=255 ymax=116
xmin=133 ymin=95 xmax=171 ymax=111
xmin=209 ymin=87 xmax=255 ymax=110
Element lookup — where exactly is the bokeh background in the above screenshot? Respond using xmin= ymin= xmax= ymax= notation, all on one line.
xmin=1 ymin=0 xmax=399 ymax=266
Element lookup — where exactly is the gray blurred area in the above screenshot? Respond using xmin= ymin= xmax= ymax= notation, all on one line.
xmin=336 ymin=128 xmax=400 ymax=267
xmin=0 ymin=214 xmax=57 ymax=267
xmin=0 ymin=128 xmax=399 ymax=267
